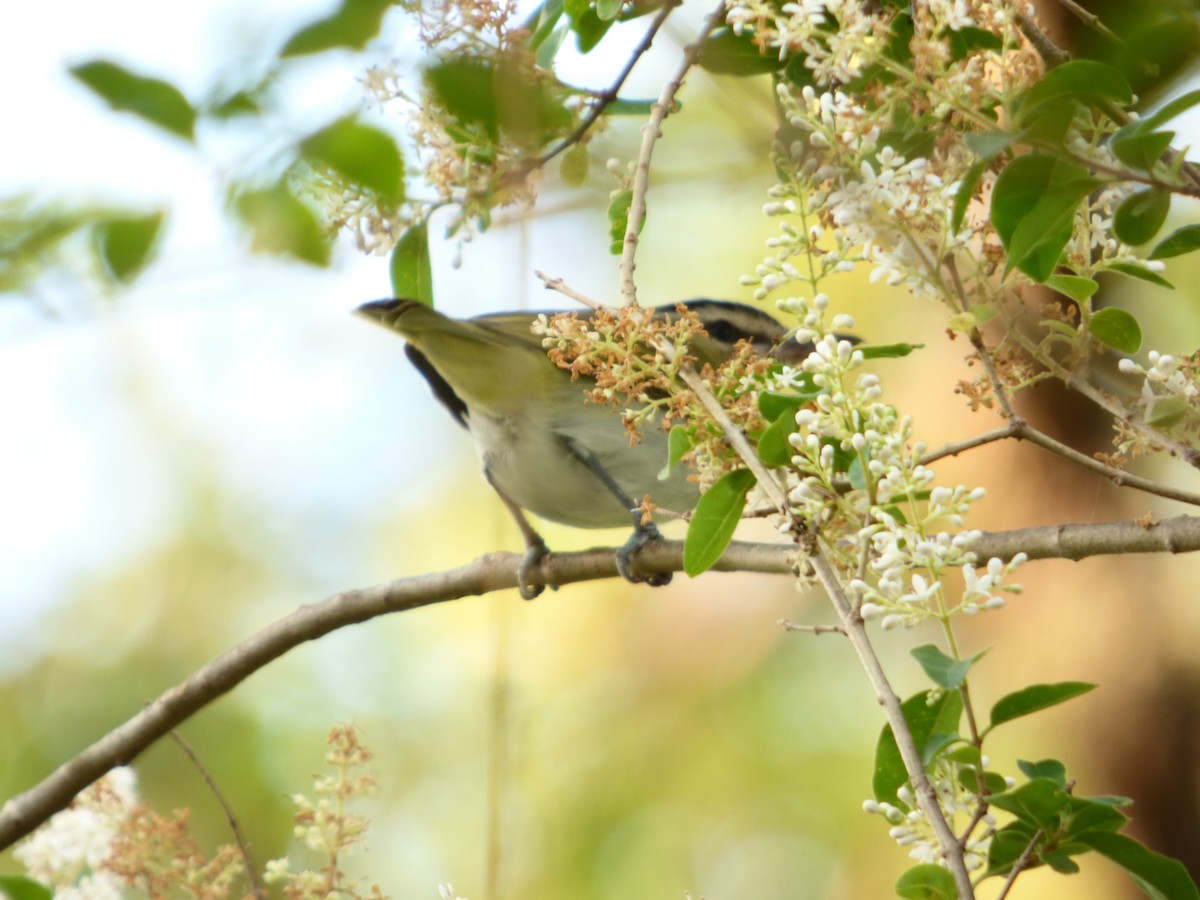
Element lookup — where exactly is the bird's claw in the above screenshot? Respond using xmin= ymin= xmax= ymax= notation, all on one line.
xmin=616 ymin=523 xmax=672 ymax=588
xmin=517 ymin=536 xmax=551 ymax=600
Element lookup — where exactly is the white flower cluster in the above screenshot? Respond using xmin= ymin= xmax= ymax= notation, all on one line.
xmin=1117 ymin=350 xmax=1200 ymax=439
xmin=13 ymin=767 xmax=139 ymax=900
xmin=863 ymin=761 xmax=1004 ymax=869
xmin=772 ymin=294 xmax=1023 ymax=625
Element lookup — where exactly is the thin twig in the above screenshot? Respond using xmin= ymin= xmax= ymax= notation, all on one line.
xmin=1014 ymin=11 xmax=1069 ymax=67
xmin=1068 ymin=372 xmax=1200 ymax=470
xmin=995 ymin=828 xmax=1044 ymax=900
xmin=778 ymin=619 xmax=846 ymax=636
xmin=1055 ymin=0 xmax=1122 ymax=46
xmin=169 ymin=731 xmax=265 ymax=900
xmin=618 ymin=0 xmax=728 ymax=305
xmin=809 ymin=551 xmax=975 ymax=897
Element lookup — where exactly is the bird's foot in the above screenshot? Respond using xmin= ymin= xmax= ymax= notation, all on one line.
xmin=616 ymin=523 xmax=672 ymax=588
xmin=517 ymin=535 xmax=552 ymax=600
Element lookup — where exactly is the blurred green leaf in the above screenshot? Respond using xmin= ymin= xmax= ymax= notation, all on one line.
xmin=595 ymin=0 xmax=622 ymax=21
xmin=233 ymin=181 xmax=330 ymax=266
xmin=989 ymin=681 xmax=1096 ymax=729
xmin=1090 ymin=307 xmax=1142 ymax=354
xmin=560 ymin=143 xmax=590 ymax=187
xmin=658 ymin=425 xmax=693 ymax=479
xmin=426 ymin=56 xmax=569 ymax=146
xmin=1104 ymin=261 xmax=1173 ymax=288
xmin=1024 ymin=59 xmax=1133 ymax=108
xmin=944 ymin=25 xmax=1002 ymax=61
xmin=696 ymin=29 xmax=782 ymax=76
xmin=1110 ymin=122 xmax=1174 ymax=172
xmin=70 ymin=60 xmax=196 ymax=141
xmin=0 ymin=875 xmax=54 ymax=900
xmin=564 ymin=0 xmax=614 ymax=52
xmin=683 ymin=468 xmax=754 ymax=576
xmin=390 ymin=222 xmax=433 ymax=303
xmin=1150 ymin=224 xmax=1200 ymax=260
xmin=987 ymin=777 xmax=1071 ymax=830
xmin=1112 ymin=189 xmax=1170 ymax=246
xmin=1081 ymin=832 xmax=1200 ymax=900
xmin=858 ymin=342 xmax=922 ymax=359
xmin=894 ymin=864 xmax=957 ymax=899
xmin=757 ymin=409 xmax=798 ymax=467
xmin=992 ymin=154 xmax=1100 ymax=282
xmin=93 ymin=210 xmax=164 ymax=284
xmin=1017 ymin=758 xmax=1067 ymax=786
xmin=951 ymin=159 xmax=986 ymax=233
xmin=608 ymin=188 xmax=633 ymax=255
xmin=301 ymin=116 xmax=405 ymax=202
xmin=281 ymin=0 xmax=393 ymax=55
xmin=964 ymin=130 xmax=1015 ymax=159
xmin=1046 ymin=274 xmax=1098 ymax=302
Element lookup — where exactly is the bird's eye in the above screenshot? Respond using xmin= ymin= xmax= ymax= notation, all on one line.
xmin=706 ymin=319 xmax=739 ymax=343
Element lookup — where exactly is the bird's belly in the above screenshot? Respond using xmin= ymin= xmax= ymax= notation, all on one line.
xmin=467 ymin=410 xmax=699 ymax=529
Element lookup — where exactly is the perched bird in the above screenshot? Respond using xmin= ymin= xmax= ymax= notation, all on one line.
xmin=357 ymin=298 xmax=807 ymax=598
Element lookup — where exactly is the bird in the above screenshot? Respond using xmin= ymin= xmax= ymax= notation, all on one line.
xmin=356 ymin=298 xmax=808 ymax=598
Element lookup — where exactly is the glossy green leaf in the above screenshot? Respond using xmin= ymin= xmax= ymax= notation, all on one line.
xmin=991 ymin=154 xmax=1100 ymax=282
xmin=92 ymin=210 xmax=164 ymax=283
xmin=233 ymin=182 xmax=330 ymax=266
xmin=874 ymin=691 xmax=963 ymax=806
xmin=1081 ymin=832 xmax=1200 ymax=900
xmin=659 ymin=425 xmax=693 ymax=479
xmin=70 ymin=60 xmax=196 ymax=141
xmin=0 ymin=875 xmax=54 ymax=900
xmin=758 ymin=387 xmax=819 ymax=421
xmin=390 ymin=222 xmax=433 ymax=304
xmin=1090 ymin=307 xmax=1142 ymax=354
xmin=989 ymin=681 xmax=1096 ymax=729
xmin=987 ymin=821 xmax=1041 ymax=875
xmin=911 ymin=644 xmax=983 ymax=689
xmin=1104 ymin=261 xmax=1173 ymax=289
xmin=683 ymin=468 xmax=755 ymax=576
xmin=1046 ymin=274 xmax=1099 ymax=302
xmin=894 ymin=864 xmax=957 ymax=900
xmin=1150 ymin=224 xmax=1200 ymax=260
xmin=696 ymin=28 xmax=782 ymax=76
xmin=302 ymin=117 xmax=405 ymax=202
xmin=1065 ymin=796 xmax=1129 ymax=837
xmin=281 ymin=0 xmax=393 ymax=55
xmin=1024 ymin=59 xmax=1133 ymax=107
xmin=1113 ymin=189 xmax=1170 ymax=246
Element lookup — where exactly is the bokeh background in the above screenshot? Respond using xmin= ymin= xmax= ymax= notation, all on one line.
xmin=5 ymin=1 xmax=1200 ymax=898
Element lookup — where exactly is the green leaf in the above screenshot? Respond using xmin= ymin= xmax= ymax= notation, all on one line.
xmin=302 ymin=117 xmax=405 ymax=202
xmin=683 ymin=468 xmax=755 ymax=576
xmin=605 ymin=97 xmax=658 ymax=116
xmin=1024 ymin=59 xmax=1134 ymax=107
xmin=1110 ymin=122 xmax=1175 ymax=173
xmin=758 ymin=388 xmax=819 ymax=420
xmin=1151 ymin=224 xmax=1200 ymax=260
xmin=233 ymin=181 xmax=330 ymax=266
xmin=0 ymin=875 xmax=54 ymax=900
xmin=987 ymin=777 xmax=1072 ymax=830
xmin=390 ymin=222 xmax=433 ymax=304
xmin=526 ymin=0 xmax=565 ymax=51
xmin=696 ymin=28 xmax=782 ymax=76
xmin=1046 ymin=274 xmax=1099 ymax=302
xmin=659 ymin=425 xmax=693 ymax=479
xmin=911 ymin=644 xmax=984 ymax=689
xmin=757 ymin=409 xmax=798 ymax=467
xmin=1141 ymin=89 xmax=1200 ymax=131
xmin=92 ymin=210 xmax=164 ymax=283
xmin=944 ymin=25 xmax=1002 ymax=61
xmin=1065 ymin=796 xmax=1129 ymax=837
xmin=565 ymin=0 xmax=614 ymax=53
xmin=560 ymin=143 xmax=590 ymax=187
xmin=989 ymin=681 xmax=1096 ymax=729
xmin=894 ymin=864 xmax=957 ymax=899
xmin=991 ymin=154 xmax=1101 ymax=282
xmin=1112 ymin=189 xmax=1170 ymax=246
xmin=1104 ymin=261 xmax=1174 ymax=289
xmin=952 ymin=159 xmax=987 ymax=234
xmin=1081 ymin=832 xmax=1200 ymax=900
xmin=70 ymin=60 xmax=196 ymax=141
xmin=1017 ymin=758 xmax=1067 ymax=785
xmin=1089 ymin=307 xmax=1142 ymax=354
xmin=874 ymin=691 xmax=963 ymax=806
xmin=987 ymin=821 xmax=1041 ymax=875
xmin=281 ymin=0 xmax=393 ymax=55
xmin=858 ymin=342 xmax=922 ymax=359
xmin=595 ymin=0 xmax=622 ymax=21
xmin=963 ymin=130 xmax=1016 ymax=160
xmin=607 ymin=188 xmax=634 ymax=255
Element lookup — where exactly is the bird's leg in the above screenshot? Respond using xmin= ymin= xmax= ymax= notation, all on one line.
xmin=486 ymin=471 xmax=551 ymax=600
xmin=561 ymin=436 xmax=672 ymax=588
